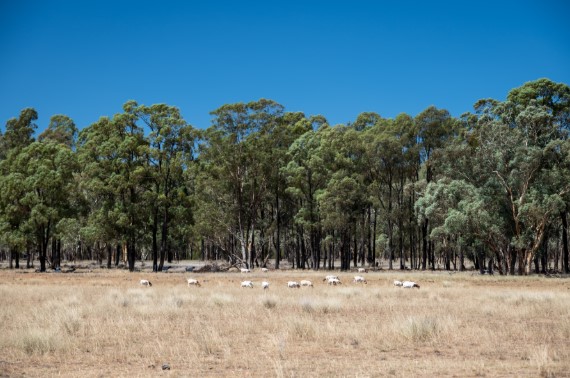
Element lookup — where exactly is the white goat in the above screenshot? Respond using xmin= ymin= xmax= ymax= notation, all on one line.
xmin=327 ymin=277 xmax=342 ymax=285
xmin=261 ymin=268 xmax=269 ymax=272
xmin=139 ymin=279 xmax=152 ymax=287
xmin=300 ymin=280 xmax=313 ymax=287
xmin=240 ymin=268 xmax=251 ymax=273
xmin=353 ymin=275 xmax=367 ymax=284
xmin=262 ymin=281 xmax=270 ymax=290
xmin=393 ymin=280 xmax=403 ymax=287
xmin=241 ymin=280 xmax=254 ymax=288
xmin=287 ymin=281 xmax=301 ymax=288
xmin=402 ymin=281 xmax=420 ymax=289
xmin=187 ymin=278 xmax=201 ymax=287
xmin=357 ymin=268 xmax=368 ymax=273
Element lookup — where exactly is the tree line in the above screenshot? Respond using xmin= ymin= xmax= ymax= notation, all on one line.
xmin=1 ymin=79 xmax=568 ymax=275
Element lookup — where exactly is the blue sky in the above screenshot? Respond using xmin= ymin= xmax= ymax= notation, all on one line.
xmin=1 ymin=0 xmax=569 ymax=132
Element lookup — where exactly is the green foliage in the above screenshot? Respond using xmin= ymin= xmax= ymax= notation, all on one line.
xmin=1 ymin=79 xmax=568 ymax=275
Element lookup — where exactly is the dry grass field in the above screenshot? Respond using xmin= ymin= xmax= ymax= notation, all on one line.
xmin=1 ymin=262 xmax=569 ymax=377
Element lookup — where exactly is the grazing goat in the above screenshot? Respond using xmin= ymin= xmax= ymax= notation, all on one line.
xmin=139 ymin=279 xmax=152 ymax=287
xmin=323 ymin=275 xmax=339 ymax=282
xmin=262 ymin=281 xmax=270 ymax=290
xmin=287 ymin=281 xmax=301 ymax=288
xmin=357 ymin=268 xmax=368 ymax=273
xmin=402 ymin=281 xmax=420 ymax=289
xmin=327 ymin=277 xmax=342 ymax=285
xmin=241 ymin=280 xmax=254 ymax=288
xmin=261 ymin=268 xmax=269 ymax=272
xmin=353 ymin=275 xmax=367 ymax=284
xmin=240 ymin=268 xmax=251 ymax=273
xmin=187 ymin=278 xmax=201 ymax=287
xmin=300 ymin=280 xmax=313 ymax=287
xmin=393 ymin=280 xmax=403 ymax=287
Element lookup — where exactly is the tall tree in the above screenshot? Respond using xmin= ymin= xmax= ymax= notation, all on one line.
xmin=77 ymin=106 xmax=147 ymax=271
xmin=197 ymin=99 xmax=284 ymax=268
xmin=415 ymin=106 xmax=457 ymax=269
xmin=125 ymin=101 xmax=197 ymax=271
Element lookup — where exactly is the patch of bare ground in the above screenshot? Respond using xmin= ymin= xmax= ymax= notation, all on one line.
xmin=0 ymin=263 xmax=569 ymax=377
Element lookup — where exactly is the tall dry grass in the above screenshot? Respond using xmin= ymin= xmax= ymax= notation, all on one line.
xmin=0 ymin=268 xmax=569 ymax=377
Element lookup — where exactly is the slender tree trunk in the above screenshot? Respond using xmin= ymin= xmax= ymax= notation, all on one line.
xmin=421 ymin=218 xmax=428 ymax=270
xmin=459 ymin=243 xmax=465 ymax=272
xmin=51 ymin=238 xmax=57 ymax=269
xmin=367 ymin=206 xmax=373 ymax=264
xmin=562 ymin=210 xmax=569 ymax=274
xmin=275 ymin=186 xmax=281 ymax=269
xmin=9 ymin=248 xmax=15 ymax=269
xmin=127 ymin=237 xmax=136 ymax=272
xmin=55 ymin=239 xmax=61 ymax=269
xmin=540 ymin=232 xmax=549 ymax=274
xmin=372 ymin=209 xmax=377 ymax=266
xmin=300 ymin=228 xmax=307 ymax=269
xmin=158 ymin=207 xmax=169 ymax=271
xmin=115 ymin=244 xmax=121 ymax=267
xmin=352 ymin=232 xmax=357 ymax=269
xmin=250 ymin=230 xmax=256 ymax=268
xmin=152 ymin=206 xmax=159 ymax=272
xmin=107 ymin=244 xmax=112 ymax=269
xmin=38 ymin=222 xmax=51 ymax=272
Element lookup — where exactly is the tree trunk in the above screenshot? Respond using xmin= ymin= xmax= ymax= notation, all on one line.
xmin=55 ymin=239 xmax=61 ymax=270
xmin=9 ymin=250 xmax=13 ymax=269
xmin=38 ymin=223 xmax=51 ymax=272
xmin=275 ymin=186 xmax=281 ymax=269
xmin=51 ymin=238 xmax=57 ymax=269
xmin=250 ymin=230 xmax=257 ymax=268
xmin=353 ymin=233 xmax=358 ymax=269
xmin=158 ymin=207 xmax=169 ymax=271
xmin=127 ymin=238 xmax=136 ymax=272
xmin=107 ymin=244 xmax=112 ymax=269
xmin=367 ymin=206 xmax=373 ymax=264
xmin=562 ymin=210 xmax=569 ymax=274
xmin=372 ymin=209 xmax=377 ymax=266
xmin=152 ymin=206 xmax=159 ymax=272
xmin=115 ymin=244 xmax=121 ymax=267
xmin=459 ymin=243 xmax=464 ymax=272
xmin=421 ymin=218 xmax=428 ymax=270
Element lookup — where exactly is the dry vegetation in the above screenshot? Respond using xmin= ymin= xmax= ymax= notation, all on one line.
xmin=1 ymin=263 xmax=569 ymax=377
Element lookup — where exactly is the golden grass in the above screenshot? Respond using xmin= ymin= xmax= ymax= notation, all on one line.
xmin=0 ymin=266 xmax=569 ymax=377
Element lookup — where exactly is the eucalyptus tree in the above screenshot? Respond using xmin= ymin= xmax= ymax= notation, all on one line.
xmin=415 ymin=106 xmax=458 ymax=269
xmin=423 ymin=79 xmax=570 ymax=274
xmin=0 ymin=108 xmax=38 ymax=268
xmin=77 ymin=105 xmax=148 ymax=271
xmin=197 ymin=99 xmax=284 ymax=268
xmin=259 ymin=111 xmax=311 ymax=268
xmin=507 ymin=79 xmax=570 ymax=273
xmin=363 ymin=118 xmax=404 ymax=269
xmin=4 ymin=140 xmax=78 ymax=272
xmin=124 ymin=101 xmax=197 ymax=271
xmin=283 ymin=122 xmax=330 ymax=269
xmin=317 ymin=125 xmax=368 ymax=270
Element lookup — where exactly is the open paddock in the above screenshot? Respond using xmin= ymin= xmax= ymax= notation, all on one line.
xmin=0 ymin=265 xmax=569 ymax=377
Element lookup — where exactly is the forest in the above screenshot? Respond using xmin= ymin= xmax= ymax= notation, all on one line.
xmin=0 ymin=78 xmax=569 ymax=275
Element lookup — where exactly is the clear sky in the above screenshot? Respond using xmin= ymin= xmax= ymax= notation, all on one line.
xmin=1 ymin=0 xmax=569 ymax=132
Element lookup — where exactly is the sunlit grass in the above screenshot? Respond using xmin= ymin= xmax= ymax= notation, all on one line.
xmin=0 ymin=268 xmax=568 ymax=377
